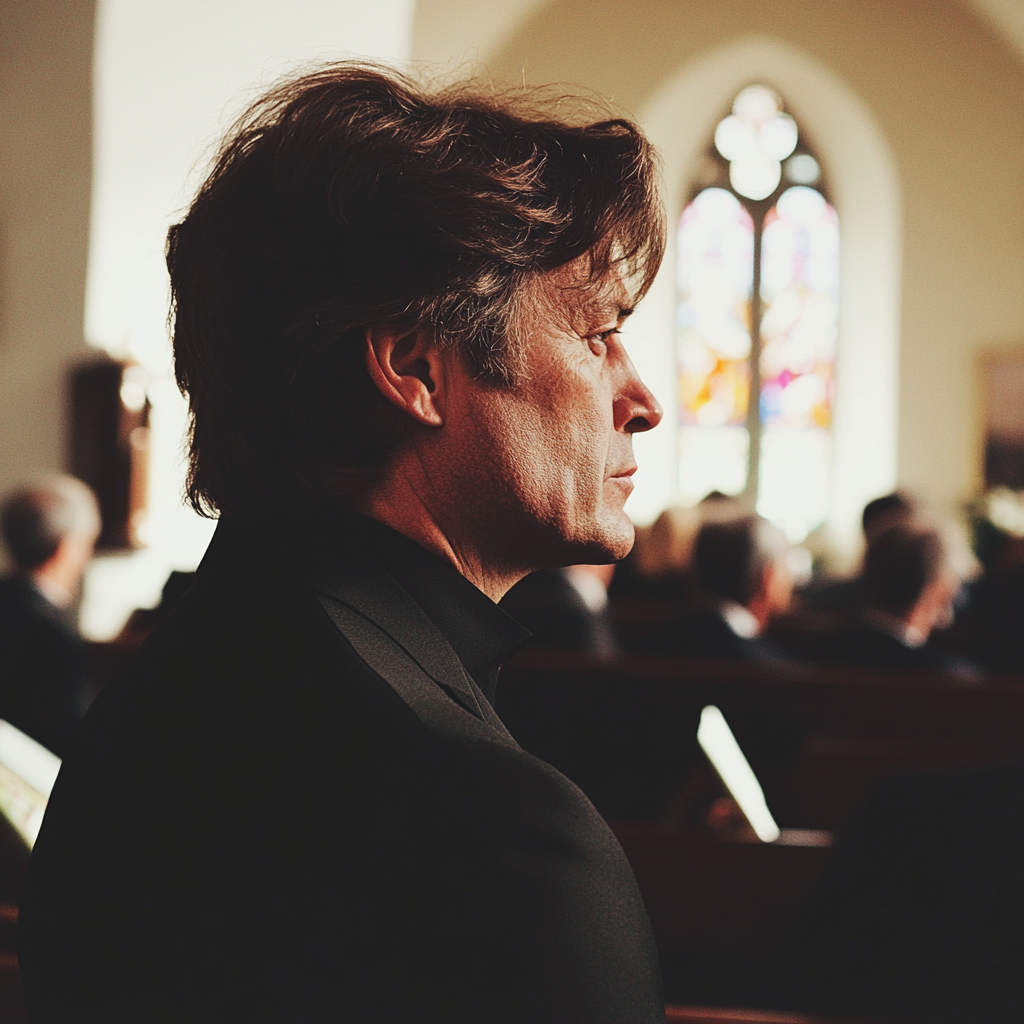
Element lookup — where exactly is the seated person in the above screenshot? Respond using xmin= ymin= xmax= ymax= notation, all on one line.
xmin=501 ymin=563 xmax=618 ymax=657
xmin=647 ymin=514 xmax=793 ymax=661
xmin=611 ymin=492 xmax=743 ymax=604
xmin=0 ymin=475 xmax=100 ymax=755
xmin=820 ymin=522 xmax=981 ymax=678
xmin=609 ymin=506 xmax=699 ymax=602
xmin=799 ymin=490 xmax=919 ymax=615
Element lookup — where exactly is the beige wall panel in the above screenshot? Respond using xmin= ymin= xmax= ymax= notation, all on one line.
xmin=412 ymin=0 xmax=549 ymax=66
xmin=0 ymin=0 xmax=95 ymax=503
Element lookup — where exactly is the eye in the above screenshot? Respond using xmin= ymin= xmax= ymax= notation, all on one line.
xmin=588 ymin=327 xmax=619 ymax=355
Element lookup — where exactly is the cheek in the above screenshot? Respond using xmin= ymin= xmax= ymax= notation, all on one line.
xmin=463 ymin=392 xmax=594 ymax=513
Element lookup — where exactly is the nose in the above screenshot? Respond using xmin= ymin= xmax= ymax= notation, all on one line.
xmin=614 ymin=352 xmax=664 ymax=434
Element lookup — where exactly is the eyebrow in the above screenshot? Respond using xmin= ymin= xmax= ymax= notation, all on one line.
xmin=574 ymin=300 xmax=634 ymax=329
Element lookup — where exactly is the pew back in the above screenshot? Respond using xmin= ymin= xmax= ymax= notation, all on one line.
xmin=498 ymin=651 xmax=1024 ymax=830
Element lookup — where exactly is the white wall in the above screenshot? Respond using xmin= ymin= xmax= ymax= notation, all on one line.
xmin=412 ymin=0 xmax=548 ymax=66
xmin=0 ymin=0 xmax=94 ymax=572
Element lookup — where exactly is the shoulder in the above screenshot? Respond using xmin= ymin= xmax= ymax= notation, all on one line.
xmin=820 ymin=623 xmax=910 ymax=667
xmin=24 ymin=552 xmax=662 ymax=1021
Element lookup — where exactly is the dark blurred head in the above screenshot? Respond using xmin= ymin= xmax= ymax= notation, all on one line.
xmin=863 ymin=524 xmax=947 ymax=616
xmin=862 ymin=491 xmax=918 ymax=544
xmin=693 ymin=515 xmax=789 ymax=608
xmin=1 ymin=476 xmax=100 ymax=572
xmin=167 ymin=62 xmax=664 ymax=517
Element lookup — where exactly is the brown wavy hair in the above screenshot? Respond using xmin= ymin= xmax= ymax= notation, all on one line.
xmin=167 ymin=63 xmax=665 ymax=516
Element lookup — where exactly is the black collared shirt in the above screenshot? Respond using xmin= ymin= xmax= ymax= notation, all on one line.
xmin=322 ymin=511 xmax=530 ymax=705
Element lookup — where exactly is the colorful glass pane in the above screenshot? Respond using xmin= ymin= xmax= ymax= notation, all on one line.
xmin=677 ymin=188 xmax=754 ymax=428
xmin=759 ymin=186 xmax=838 ymax=428
xmin=757 ymin=186 xmax=839 ymax=538
xmin=677 ymin=188 xmax=754 ymax=502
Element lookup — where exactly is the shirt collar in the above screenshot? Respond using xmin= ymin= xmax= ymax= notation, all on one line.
xmin=30 ymin=571 xmax=73 ymax=610
xmin=715 ymin=599 xmax=761 ymax=639
xmin=321 ymin=511 xmax=530 ymax=703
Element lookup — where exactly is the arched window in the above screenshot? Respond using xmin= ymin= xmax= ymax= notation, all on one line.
xmin=677 ymin=85 xmax=839 ymax=542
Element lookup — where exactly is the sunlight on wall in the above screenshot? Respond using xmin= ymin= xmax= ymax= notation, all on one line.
xmin=81 ymin=0 xmax=414 ymax=639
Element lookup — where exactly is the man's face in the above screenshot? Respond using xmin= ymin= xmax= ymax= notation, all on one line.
xmin=439 ymin=259 xmax=663 ymax=573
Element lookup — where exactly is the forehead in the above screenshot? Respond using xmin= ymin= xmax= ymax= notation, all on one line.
xmin=532 ymin=257 xmax=632 ymax=324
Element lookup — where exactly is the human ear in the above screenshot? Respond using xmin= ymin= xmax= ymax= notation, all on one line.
xmin=364 ymin=326 xmax=445 ymax=427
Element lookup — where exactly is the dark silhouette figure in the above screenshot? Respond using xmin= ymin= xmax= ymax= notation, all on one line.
xmin=773 ymin=762 xmax=1024 ymax=1022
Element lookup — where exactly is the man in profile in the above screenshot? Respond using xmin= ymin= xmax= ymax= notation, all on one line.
xmin=20 ymin=65 xmax=666 ymax=1021
xmin=0 ymin=475 xmax=99 ymax=755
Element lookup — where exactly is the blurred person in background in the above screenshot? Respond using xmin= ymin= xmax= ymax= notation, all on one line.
xmin=647 ymin=514 xmax=794 ymax=661
xmin=799 ymin=490 xmax=920 ymax=615
xmin=818 ymin=521 xmax=980 ymax=679
xmin=0 ymin=475 xmax=100 ymax=755
xmin=610 ymin=492 xmax=743 ymax=603
xmin=958 ymin=512 xmax=1024 ymax=675
xmin=610 ymin=505 xmax=700 ymax=602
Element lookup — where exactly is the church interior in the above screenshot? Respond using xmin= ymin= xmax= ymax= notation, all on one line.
xmin=2 ymin=0 xmax=1024 ymax=1020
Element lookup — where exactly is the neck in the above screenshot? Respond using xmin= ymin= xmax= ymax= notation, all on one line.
xmin=354 ymin=476 xmax=526 ymax=603
xmin=744 ymin=593 xmax=772 ymax=631
xmin=30 ymin=566 xmax=74 ymax=608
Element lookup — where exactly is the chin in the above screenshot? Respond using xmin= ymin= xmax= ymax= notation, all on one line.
xmin=571 ymin=514 xmax=634 ymax=564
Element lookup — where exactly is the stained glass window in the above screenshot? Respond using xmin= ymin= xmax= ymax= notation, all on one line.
xmin=677 ymin=85 xmax=838 ymax=541
xmin=677 ymin=189 xmax=753 ymax=504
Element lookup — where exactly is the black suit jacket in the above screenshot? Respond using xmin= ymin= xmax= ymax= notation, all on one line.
xmin=500 ymin=569 xmax=618 ymax=657
xmin=818 ymin=621 xmax=982 ymax=680
xmin=19 ymin=515 xmax=662 ymax=1022
xmin=646 ymin=604 xmax=786 ymax=662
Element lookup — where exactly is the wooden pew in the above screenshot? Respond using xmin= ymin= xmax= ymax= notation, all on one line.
xmin=500 ymin=649 xmax=1024 ymax=746
xmin=500 ymin=650 xmax=1024 ymax=996
xmin=497 ymin=650 xmax=1024 ymax=830
xmin=611 ymin=824 xmax=832 ymax=955
xmin=0 ymin=817 xmax=30 ymax=1024
xmin=665 ymin=1008 xmax=894 ymax=1023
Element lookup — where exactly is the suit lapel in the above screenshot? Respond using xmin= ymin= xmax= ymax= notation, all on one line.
xmin=316 ymin=593 xmax=518 ymax=748
xmin=309 ymin=556 xmax=516 ymax=744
